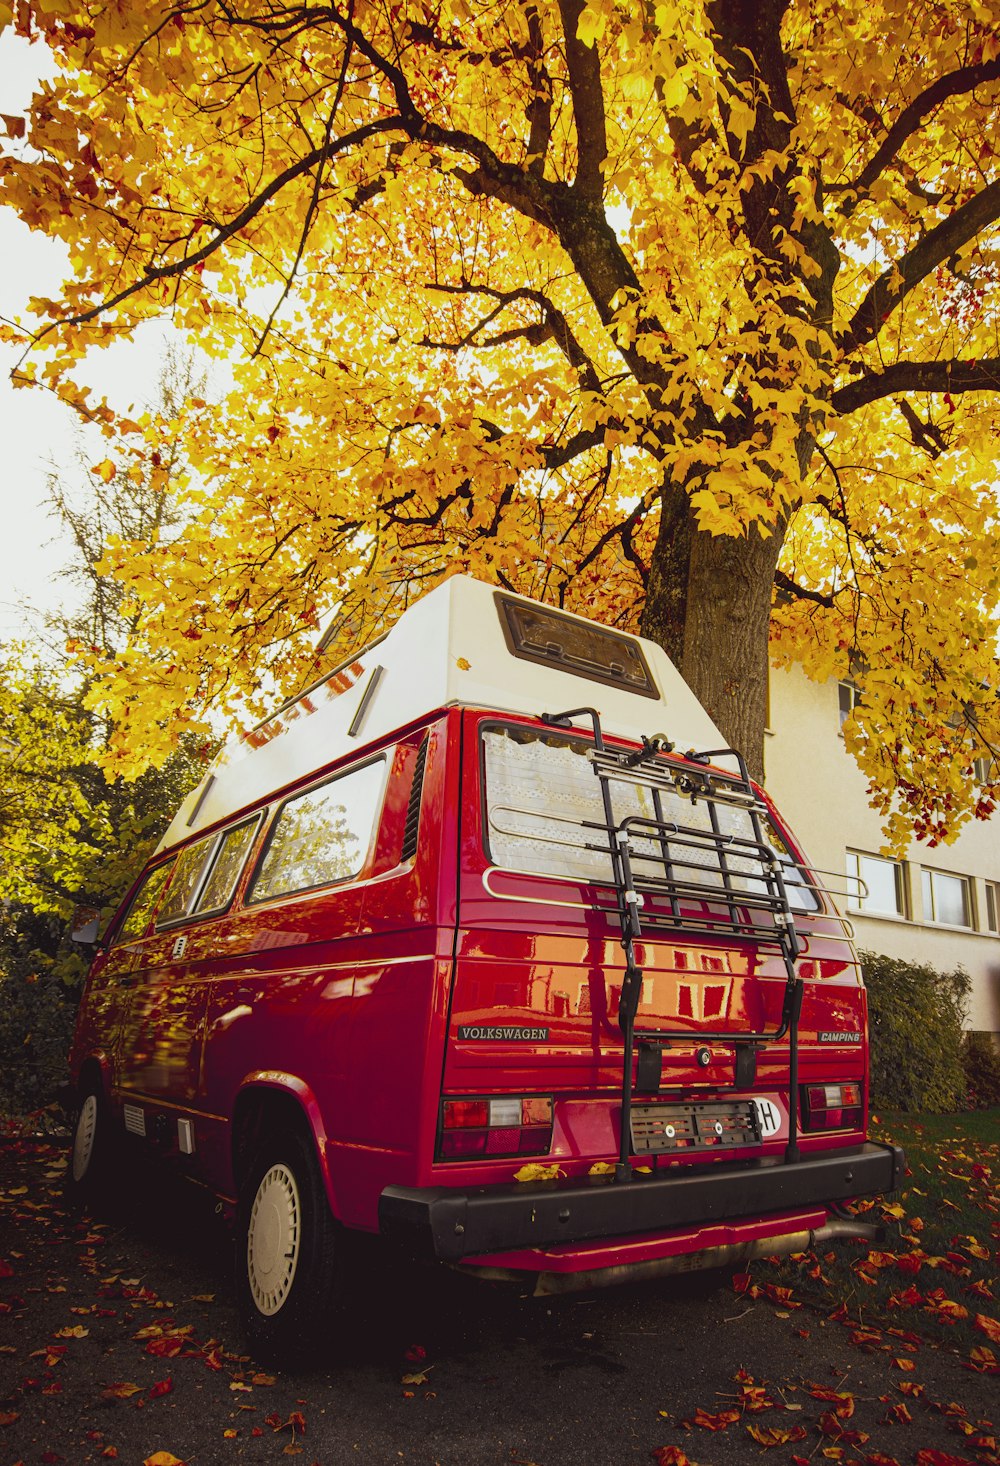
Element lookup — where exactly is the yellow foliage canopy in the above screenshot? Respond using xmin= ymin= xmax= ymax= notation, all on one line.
xmin=2 ymin=0 xmax=999 ymax=844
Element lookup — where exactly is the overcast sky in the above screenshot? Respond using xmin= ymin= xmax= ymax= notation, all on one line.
xmin=0 ymin=31 xmax=179 ymax=642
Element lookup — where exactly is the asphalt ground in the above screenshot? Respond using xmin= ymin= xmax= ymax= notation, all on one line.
xmin=0 ymin=1139 xmax=996 ymax=1466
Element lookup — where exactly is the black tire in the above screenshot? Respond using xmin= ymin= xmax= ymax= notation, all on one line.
xmin=65 ymin=1079 xmax=117 ymax=1208
xmin=235 ymin=1127 xmax=344 ymax=1365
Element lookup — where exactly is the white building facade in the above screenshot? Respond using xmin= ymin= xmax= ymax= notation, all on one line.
xmin=765 ymin=662 xmax=1000 ymax=1039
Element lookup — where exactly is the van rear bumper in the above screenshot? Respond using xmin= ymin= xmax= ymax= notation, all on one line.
xmin=379 ymin=1142 xmax=905 ymax=1263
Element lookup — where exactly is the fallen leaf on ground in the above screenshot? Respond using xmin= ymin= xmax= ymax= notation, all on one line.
xmin=746 ymin=1423 xmax=808 ymax=1446
xmin=690 ymin=1407 xmax=740 ymax=1430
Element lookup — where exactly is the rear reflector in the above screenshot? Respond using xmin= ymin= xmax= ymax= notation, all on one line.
xmin=440 ymin=1095 xmax=553 ymax=1160
xmin=802 ymin=1082 xmax=863 ymax=1132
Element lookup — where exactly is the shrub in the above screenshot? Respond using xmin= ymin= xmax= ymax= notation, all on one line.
xmin=859 ymin=950 xmax=969 ymax=1113
xmin=0 ymin=909 xmax=85 ymax=1122
xmin=963 ymin=1031 xmax=1000 ymax=1110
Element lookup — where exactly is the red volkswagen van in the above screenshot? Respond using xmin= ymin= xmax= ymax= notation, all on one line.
xmin=68 ymin=577 xmax=903 ymax=1360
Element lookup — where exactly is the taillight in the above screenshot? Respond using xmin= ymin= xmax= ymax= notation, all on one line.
xmin=439 ymin=1096 xmax=553 ymax=1159
xmin=802 ymin=1082 xmax=863 ymax=1131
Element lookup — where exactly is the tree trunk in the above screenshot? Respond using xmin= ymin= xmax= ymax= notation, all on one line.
xmin=638 ymin=488 xmax=694 ymax=668
xmin=641 ymin=500 xmax=784 ymax=783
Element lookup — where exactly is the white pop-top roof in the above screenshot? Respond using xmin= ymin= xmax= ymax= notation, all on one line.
xmin=157 ymin=575 xmax=726 ymax=852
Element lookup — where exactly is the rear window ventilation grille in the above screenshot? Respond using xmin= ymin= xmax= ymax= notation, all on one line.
xmin=401 ymin=737 xmax=429 ymax=863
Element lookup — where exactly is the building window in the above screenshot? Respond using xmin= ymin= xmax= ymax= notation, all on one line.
xmin=986 ymin=882 xmax=999 ymax=933
xmin=846 ymin=851 xmax=906 ymax=918
xmin=973 ymin=755 xmax=996 ymax=784
xmin=921 ymin=868 xmax=971 ymax=928
xmin=838 ymin=681 xmax=860 ymax=729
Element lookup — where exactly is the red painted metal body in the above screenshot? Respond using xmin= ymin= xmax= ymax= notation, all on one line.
xmin=70 ymin=702 xmax=891 ymax=1281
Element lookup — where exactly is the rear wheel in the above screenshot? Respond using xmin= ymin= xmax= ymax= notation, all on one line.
xmin=236 ymin=1128 xmax=343 ymax=1364
xmin=65 ymin=1079 xmax=117 ymax=1207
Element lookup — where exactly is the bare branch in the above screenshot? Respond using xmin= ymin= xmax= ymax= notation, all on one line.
xmin=29 ymin=117 xmax=401 ymax=342
xmin=423 ymin=281 xmax=602 ymax=391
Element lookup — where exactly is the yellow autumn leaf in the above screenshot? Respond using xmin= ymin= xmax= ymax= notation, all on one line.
xmin=2 ymin=0 xmax=997 ymax=858
xmin=513 ymin=1163 xmax=565 ymax=1183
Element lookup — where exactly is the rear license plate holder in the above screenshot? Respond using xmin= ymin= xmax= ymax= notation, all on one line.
xmin=630 ymin=1099 xmax=761 ymax=1154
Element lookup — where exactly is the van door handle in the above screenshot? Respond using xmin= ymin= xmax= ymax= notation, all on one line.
xmin=117 ymin=976 xmax=136 ymax=989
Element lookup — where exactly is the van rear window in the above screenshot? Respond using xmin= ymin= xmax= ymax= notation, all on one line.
xmin=482 ymin=727 xmax=818 ymax=911
xmin=247 ymin=757 xmax=386 ymax=903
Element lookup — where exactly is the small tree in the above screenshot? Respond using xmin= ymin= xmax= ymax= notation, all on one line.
xmin=0 ymin=354 xmax=211 ymax=1119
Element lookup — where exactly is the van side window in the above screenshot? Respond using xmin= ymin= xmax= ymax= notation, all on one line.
xmin=156 ymin=832 xmax=218 ymax=927
xmin=248 ymin=758 xmax=386 ymax=903
xmin=115 ymin=862 xmax=174 ymax=944
xmin=194 ymin=816 xmax=261 ymax=915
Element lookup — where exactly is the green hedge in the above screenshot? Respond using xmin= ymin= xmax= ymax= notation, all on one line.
xmin=962 ymin=1030 xmax=1000 ymax=1109
xmin=860 ymin=949 xmax=970 ymax=1113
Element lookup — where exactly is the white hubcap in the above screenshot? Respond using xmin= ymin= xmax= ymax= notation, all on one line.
xmin=247 ymin=1163 xmax=301 ymax=1317
xmin=72 ymin=1095 xmax=98 ymax=1183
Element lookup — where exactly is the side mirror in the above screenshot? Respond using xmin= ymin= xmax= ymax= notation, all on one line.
xmin=70 ymin=906 xmax=102 ymax=947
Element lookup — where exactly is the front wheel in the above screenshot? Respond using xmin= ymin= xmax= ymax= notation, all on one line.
xmin=235 ymin=1129 xmax=343 ymax=1364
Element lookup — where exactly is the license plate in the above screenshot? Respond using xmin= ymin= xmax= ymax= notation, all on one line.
xmin=630 ymin=1100 xmax=760 ymax=1154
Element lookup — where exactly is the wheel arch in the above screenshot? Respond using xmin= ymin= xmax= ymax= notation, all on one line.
xmin=231 ymin=1073 xmax=340 ymax=1219
xmin=73 ymin=1052 xmax=112 ymax=1100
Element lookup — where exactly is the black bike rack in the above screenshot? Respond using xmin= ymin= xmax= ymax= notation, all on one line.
xmin=539 ymin=708 xmax=805 ymax=1180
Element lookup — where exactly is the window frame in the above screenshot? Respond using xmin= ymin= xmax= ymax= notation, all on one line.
xmin=244 ymin=754 xmax=388 ymax=907
xmin=986 ymin=881 xmax=999 ymax=934
xmin=838 ymin=680 xmax=861 ymax=730
xmin=920 ymin=867 xmax=972 ymax=929
xmin=479 ymin=719 xmax=819 ymax=910
xmin=111 ymin=859 xmax=176 ymax=946
xmin=846 ymin=850 xmax=907 ymax=919
xmin=154 ymin=829 xmax=223 ymax=931
xmin=152 ymin=813 xmax=266 ymax=932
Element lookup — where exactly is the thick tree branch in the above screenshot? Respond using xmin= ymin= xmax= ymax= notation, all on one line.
xmin=840 ymin=177 xmax=1000 ymax=352
xmin=556 ymin=0 xmax=607 ymax=199
xmin=773 ymin=568 xmax=835 ymax=607
xmin=895 ymin=398 xmax=948 ymax=458
xmin=523 ymin=4 xmax=554 ymax=178
xmin=837 ymin=56 xmax=1000 ymax=213
xmin=831 ymin=356 xmax=1000 ymax=413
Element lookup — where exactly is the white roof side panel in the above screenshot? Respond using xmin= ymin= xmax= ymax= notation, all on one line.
xmin=157 ymin=576 xmax=725 ymax=852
